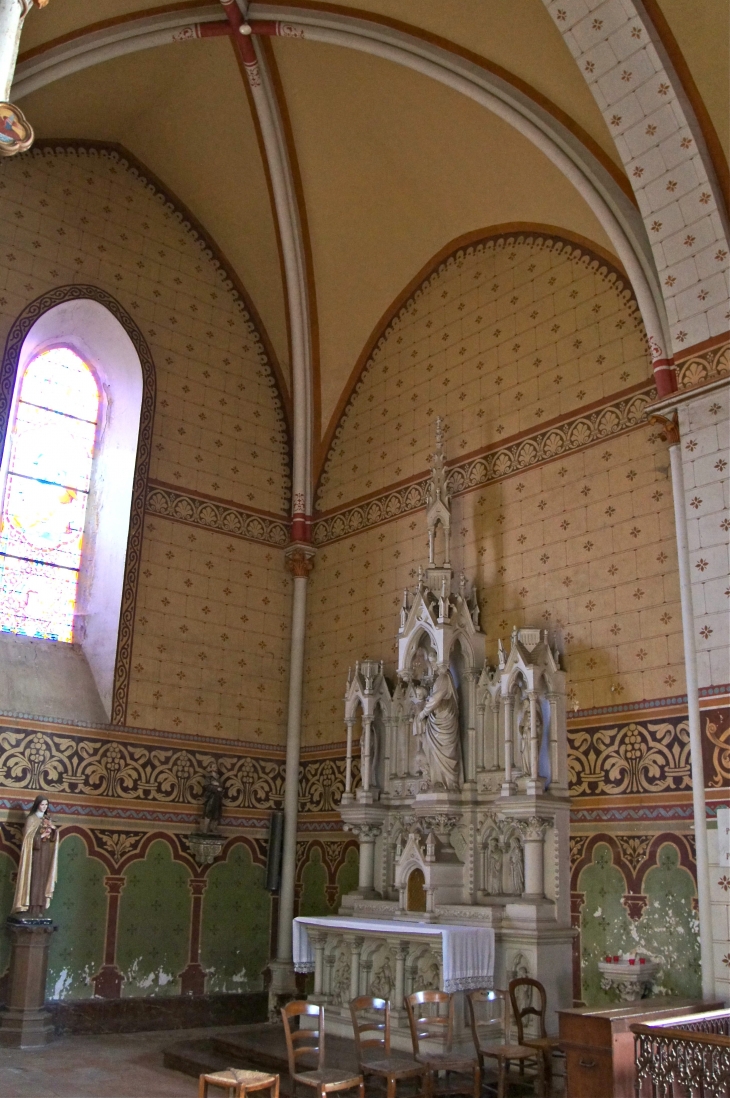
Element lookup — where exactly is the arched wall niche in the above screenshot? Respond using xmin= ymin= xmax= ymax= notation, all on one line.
xmin=0 ymin=286 xmax=155 ymax=725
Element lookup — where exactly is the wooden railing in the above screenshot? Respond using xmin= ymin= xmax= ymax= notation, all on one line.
xmin=631 ymin=1009 xmax=730 ymax=1097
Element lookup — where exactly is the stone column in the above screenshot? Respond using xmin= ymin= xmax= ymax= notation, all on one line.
xmin=349 ymin=937 xmax=363 ymax=1001
xmin=343 ymin=719 xmax=354 ymax=802
xmin=180 ymin=878 xmax=208 ymax=996
xmin=464 ymin=669 xmax=478 ymax=783
xmin=526 ymin=691 xmax=545 ymax=796
xmin=547 ymin=692 xmax=560 ymax=788
xmin=394 ymin=940 xmax=409 ymax=1012
xmin=354 ymin=824 xmax=381 ymax=897
xmin=660 ymin=409 xmax=714 ymax=998
xmin=520 ymin=817 xmax=550 ymax=899
xmin=311 ymin=932 xmax=326 ymax=997
xmin=0 ymin=917 xmax=55 ymax=1047
xmin=270 ymin=546 xmax=314 ymax=1000
xmin=92 ymin=875 xmax=126 ymax=999
xmin=361 ymin=716 xmax=373 ymax=794
xmin=0 ymin=0 xmax=34 ymax=99
xmin=501 ymin=694 xmax=515 ymax=795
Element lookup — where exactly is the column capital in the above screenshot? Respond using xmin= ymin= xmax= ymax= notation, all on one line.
xmin=518 ymin=816 xmax=551 ymax=842
xmin=649 ymin=410 xmax=680 ymax=445
xmin=344 ymin=823 xmax=382 ymax=841
xmin=285 ymin=544 xmax=315 ymax=577
xmin=103 ymin=875 xmax=127 ymax=895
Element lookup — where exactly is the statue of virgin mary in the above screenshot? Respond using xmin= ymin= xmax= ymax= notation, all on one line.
xmin=413 ymin=665 xmax=463 ymax=790
xmin=12 ymin=795 xmax=59 ymax=917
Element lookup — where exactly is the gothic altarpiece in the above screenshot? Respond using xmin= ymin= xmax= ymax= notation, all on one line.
xmin=316 ymin=421 xmax=572 ymax=1036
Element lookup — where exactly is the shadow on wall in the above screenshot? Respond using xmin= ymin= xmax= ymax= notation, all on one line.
xmin=578 ymin=840 xmax=700 ymax=1005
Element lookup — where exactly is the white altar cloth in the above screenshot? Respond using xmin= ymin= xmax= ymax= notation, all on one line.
xmin=293 ymin=916 xmax=494 ymax=993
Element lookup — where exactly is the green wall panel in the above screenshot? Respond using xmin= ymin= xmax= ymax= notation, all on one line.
xmin=200 ymin=843 xmax=270 ymax=992
xmin=299 ymin=847 xmax=331 ymax=917
xmin=335 ymin=847 xmax=358 ymax=910
xmin=46 ymin=834 xmax=106 ymax=1000
xmin=579 ymin=841 xmax=700 ymax=1006
xmin=117 ymin=839 xmax=191 ymax=997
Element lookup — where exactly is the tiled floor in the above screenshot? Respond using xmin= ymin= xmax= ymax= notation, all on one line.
xmin=0 ymin=1025 xmax=242 ymax=1098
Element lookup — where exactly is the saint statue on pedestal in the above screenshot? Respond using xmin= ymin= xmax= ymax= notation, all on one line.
xmin=12 ymin=796 xmax=59 ymax=917
xmin=201 ymin=763 xmax=224 ymax=834
xmin=412 ymin=665 xmax=463 ymax=791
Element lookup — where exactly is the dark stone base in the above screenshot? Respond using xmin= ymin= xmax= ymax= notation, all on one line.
xmin=46 ymin=990 xmax=268 ymax=1036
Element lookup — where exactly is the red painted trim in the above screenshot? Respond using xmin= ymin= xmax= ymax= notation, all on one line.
xmin=198 ymin=22 xmax=230 ymax=37
xmin=220 ymin=0 xmax=258 ymax=65
xmin=652 ymin=358 xmax=678 ymax=396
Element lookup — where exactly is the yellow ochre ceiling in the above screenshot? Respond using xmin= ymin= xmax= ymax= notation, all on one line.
xmin=18 ymin=0 xmax=729 ymax=446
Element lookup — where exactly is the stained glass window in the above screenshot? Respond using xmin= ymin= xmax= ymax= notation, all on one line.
xmin=0 ymin=347 xmax=100 ymax=642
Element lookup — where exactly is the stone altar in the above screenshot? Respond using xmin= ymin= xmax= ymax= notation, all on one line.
xmin=314 ymin=419 xmax=573 ymax=1039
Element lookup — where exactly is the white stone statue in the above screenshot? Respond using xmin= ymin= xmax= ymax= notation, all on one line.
xmin=410 ymin=683 xmax=429 ymax=777
xmin=486 ymin=835 xmax=503 ymax=894
xmin=517 ymin=695 xmax=532 ymax=776
xmin=508 ymin=835 xmax=524 ymax=895
xmin=413 ymin=665 xmax=463 ymax=790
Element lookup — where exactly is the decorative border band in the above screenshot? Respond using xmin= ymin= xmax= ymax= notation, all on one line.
xmin=0 ymin=724 xmax=350 ymax=815
xmin=146 ymin=484 xmax=289 ymax=546
xmin=313 ymin=387 xmax=654 ymax=545
xmin=676 ymin=338 xmax=729 ymax=390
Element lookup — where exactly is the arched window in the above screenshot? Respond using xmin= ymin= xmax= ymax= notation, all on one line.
xmin=0 ymin=347 xmax=101 ymax=642
xmin=0 ymin=295 xmax=148 ymax=725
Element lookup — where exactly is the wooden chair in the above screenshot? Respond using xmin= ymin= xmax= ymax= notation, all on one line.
xmin=404 ymin=990 xmax=480 ymax=1098
xmin=349 ymin=995 xmax=427 ymax=1098
xmin=467 ymin=989 xmax=544 ymax=1098
xmin=198 ymin=1069 xmax=279 ymax=1098
xmin=281 ymin=1000 xmax=364 ymax=1098
xmin=508 ymin=978 xmax=559 ymax=1098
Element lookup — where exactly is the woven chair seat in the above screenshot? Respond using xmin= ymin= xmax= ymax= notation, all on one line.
xmin=361 ymin=1056 xmax=425 ymax=1079
xmin=293 ymin=1069 xmax=363 ymax=1091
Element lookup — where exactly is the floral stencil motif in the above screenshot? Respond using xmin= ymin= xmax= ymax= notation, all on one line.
xmin=568 ymin=720 xmax=691 ymax=796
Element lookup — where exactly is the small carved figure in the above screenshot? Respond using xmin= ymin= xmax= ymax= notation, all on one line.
xmin=416 ymin=955 xmax=441 ymax=991
xmin=510 ymin=952 xmax=532 ymax=1015
xmin=201 ymin=762 xmax=224 ymax=834
xmin=410 ymin=683 xmax=429 ymax=777
xmin=12 ymin=796 xmax=59 ymax=916
xmin=370 ymin=954 xmax=394 ymax=998
xmin=508 ymin=835 xmax=524 ymax=895
xmin=517 ymin=696 xmax=531 ymax=776
xmin=486 ymin=836 xmax=503 ymax=894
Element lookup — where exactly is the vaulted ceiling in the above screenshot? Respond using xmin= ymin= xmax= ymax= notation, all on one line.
xmin=16 ymin=0 xmax=729 ymax=450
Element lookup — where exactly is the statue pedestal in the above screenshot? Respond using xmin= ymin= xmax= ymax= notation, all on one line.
xmin=0 ymin=916 xmax=55 ymax=1048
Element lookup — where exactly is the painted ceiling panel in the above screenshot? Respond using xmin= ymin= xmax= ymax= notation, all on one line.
xmin=19 ymin=36 xmax=289 ymax=387
xmin=21 ymin=0 xmax=189 ymax=51
xmin=271 ymin=37 xmax=620 ymax=439
xmin=316 ymin=0 xmax=625 ymax=172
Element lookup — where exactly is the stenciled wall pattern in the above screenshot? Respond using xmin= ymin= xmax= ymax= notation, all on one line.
xmin=309 ymin=228 xmax=728 ymax=1005
xmin=0 ymin=145 xmax=293 ymax=741
xmin=0 ymin=714 xmax=358 ymax=1003
xmin=0 ymin=820 xmax=357 ymax=1003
